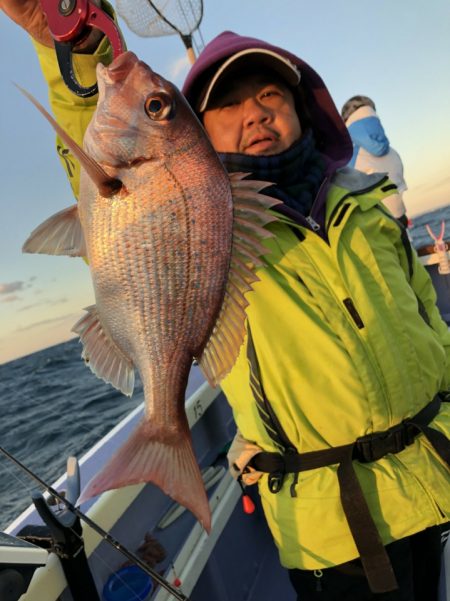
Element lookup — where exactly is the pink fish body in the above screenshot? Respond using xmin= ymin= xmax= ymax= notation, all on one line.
xmin=22 ymin=52 xmax=280 ymax=531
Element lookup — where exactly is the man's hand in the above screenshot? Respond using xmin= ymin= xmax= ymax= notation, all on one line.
xmin=0 ymin=0 xmax=103 ymax=51
xmin=0 ymin=0 xmax=54 ymax=46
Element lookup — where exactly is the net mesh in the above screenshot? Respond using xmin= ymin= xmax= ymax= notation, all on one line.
xmin=116 ymin=0 xmax=203 ymax=38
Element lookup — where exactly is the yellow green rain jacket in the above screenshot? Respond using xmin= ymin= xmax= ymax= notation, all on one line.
xmin=33 ymin=38 xmax=450 ymax=572
xmin=222 ymin=175 xmax=450 ymax=570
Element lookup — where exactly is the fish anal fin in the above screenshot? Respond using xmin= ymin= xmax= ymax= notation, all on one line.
xmin=197 ymin=176 xmax=280 ymax=386
xmin=72 ymin=305 xmax=135 ymax=396
xmin=78 ymin=420 xmax=211 ymax=532
xmin=23 ymin=204 xmax=86 ymax=257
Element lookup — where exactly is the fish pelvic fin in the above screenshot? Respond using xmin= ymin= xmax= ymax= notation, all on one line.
xmin=22 ymin=204 xmax=87 ymax=256
xmin=72 ymin=305 xmax=135 ymax=396
xmin=197 ymin=173 xmax=281 ymax=387
xmin=78 ymin=419 xmax=212 ymax=533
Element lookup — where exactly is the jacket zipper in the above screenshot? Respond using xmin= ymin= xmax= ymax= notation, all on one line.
xmin=305 ymin=176 xmax=330 ymax=235
xmin=305 ymin=215 xmax=320 ymax=231
xmin=286 ymin=173 xmax=391 ymax=237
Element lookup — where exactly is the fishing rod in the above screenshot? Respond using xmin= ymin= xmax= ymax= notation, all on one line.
xmin=0 ymin=445 xmax=190 ymax=601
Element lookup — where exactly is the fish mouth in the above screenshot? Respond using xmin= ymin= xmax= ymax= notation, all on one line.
xmin=106 ymin=51 xmax=141 ymax=83
xmin=104 ymin=51 xmax=163 ymax=89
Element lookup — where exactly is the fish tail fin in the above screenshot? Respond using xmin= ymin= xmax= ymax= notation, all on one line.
xmin=78 ymin=420 xmax=211 ymax=532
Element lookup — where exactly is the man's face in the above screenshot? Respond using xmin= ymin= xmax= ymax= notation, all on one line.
xmin=202 ymin=71 xmax=302 ymax=156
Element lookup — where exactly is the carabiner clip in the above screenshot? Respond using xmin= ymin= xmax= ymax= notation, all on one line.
xmin=40 ymin=0 xmax=125 ymax=97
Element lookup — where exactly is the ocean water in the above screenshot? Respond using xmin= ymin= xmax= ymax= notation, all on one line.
xmin=0 ymin=338 xmax=143 ymax=530
xmin=409 ymin=204 xmax=450 ymax=250
xmin=0 ymin=205 xmax=448 ymax=531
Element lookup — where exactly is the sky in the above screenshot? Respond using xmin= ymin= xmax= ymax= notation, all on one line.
xmin=1 ymin=0 xmax=449 ymax=364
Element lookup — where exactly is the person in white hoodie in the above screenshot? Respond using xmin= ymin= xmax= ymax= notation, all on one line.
xmin=341 ymin=95 xmax=409 ymax=226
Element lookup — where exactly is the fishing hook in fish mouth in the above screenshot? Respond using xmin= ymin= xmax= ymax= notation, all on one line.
xmin=0 ymin=445 xmax=190 ymax=601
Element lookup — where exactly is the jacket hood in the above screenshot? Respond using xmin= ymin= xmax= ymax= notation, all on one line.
xmin=182 ymin=31 xmax=352 ymax=168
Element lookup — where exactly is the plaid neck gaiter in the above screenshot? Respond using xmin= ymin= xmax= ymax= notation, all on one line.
xmin=219 ymin=130 xmax=326 ymax=215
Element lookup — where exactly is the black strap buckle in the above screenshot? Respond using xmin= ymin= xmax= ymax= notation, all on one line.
xmin=268 ymin=471 xmax=285 ymax=493
xmin=355 ymin=420 xmax=416 ymax=463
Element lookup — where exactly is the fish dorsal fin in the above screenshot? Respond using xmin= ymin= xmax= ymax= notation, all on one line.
xmin=15 ymin=84 xmax=122 ymax=198
xmin=72 ymin=306 xmax=135 ymax=396
xmin=22 ymin=204 xmax=87 ymax=257
xmin=197 ymin=173 xmax=281 ymax=386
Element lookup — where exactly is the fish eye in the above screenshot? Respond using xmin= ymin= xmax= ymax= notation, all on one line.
xmin=144 ymin=93 xmax=173 ymax=120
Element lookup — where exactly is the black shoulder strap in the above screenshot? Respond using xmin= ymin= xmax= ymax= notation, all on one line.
xmin=375 ymin=205 xmax=432 ymax=325
xmin=246 ymin=324 xmax=296 ymax=453
xmin=375 ymin=205 xmax=414 ymax=279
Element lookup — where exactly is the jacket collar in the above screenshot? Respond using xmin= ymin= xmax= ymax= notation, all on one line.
xmin=331 ymin=167 xmax=387 ymax=192
xmin=326 ymin=167 xmax=389 ymax=223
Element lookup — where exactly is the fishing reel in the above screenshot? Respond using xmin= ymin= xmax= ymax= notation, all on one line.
xmin=21 ymin=457 xmax=100 ymax=601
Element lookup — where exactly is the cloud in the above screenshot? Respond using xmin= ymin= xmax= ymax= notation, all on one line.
xmin=168 ymin=54 xmax=190 ymax=82
xmin=0 ymin=281 xmax=24 ymax=295
xmin=432 ymin=175 xmax=450 ymax=188
xmin=18 ymin=301 xmax=45 ymax=312
xmin=412 ymin=176 xmax=450 ymax=194
xmin=15 ymin=312 xmax=77 ymax=332
xmin=18 ymin=297 xmax=68 ymax=312
xmin=1 ymin=294 xmax=21 ymax=303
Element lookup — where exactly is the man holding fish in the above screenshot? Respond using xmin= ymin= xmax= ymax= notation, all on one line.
xmin=2 ymin=1 xmax=449 ymax=599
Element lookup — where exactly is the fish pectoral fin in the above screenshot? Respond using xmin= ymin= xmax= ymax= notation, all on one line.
xmin=78 ymin=420 xmax=212 ymax=533
xmin=197 ymin=173 xmax=281 ymax=387
xmin=72 ymin=305 xmax=135 ymax=396
xmin=22 ymin=204 xmax=87 ymax=257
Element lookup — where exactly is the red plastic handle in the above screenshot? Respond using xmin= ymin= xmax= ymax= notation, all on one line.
xmin=242 ymin=494 xmax=256 ymax=514
xmin=40 ymin=0 xmax=124 ymax=56
xmin=40 ymin=0 xmax=89 ymax=41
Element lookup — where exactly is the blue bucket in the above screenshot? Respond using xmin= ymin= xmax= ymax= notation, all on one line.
xmin=102 ymin=565 xmax=153 ymax=601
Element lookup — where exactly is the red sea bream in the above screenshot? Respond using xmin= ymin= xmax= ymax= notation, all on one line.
xmin=21 ymin=51 xmax=280 ymax=531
